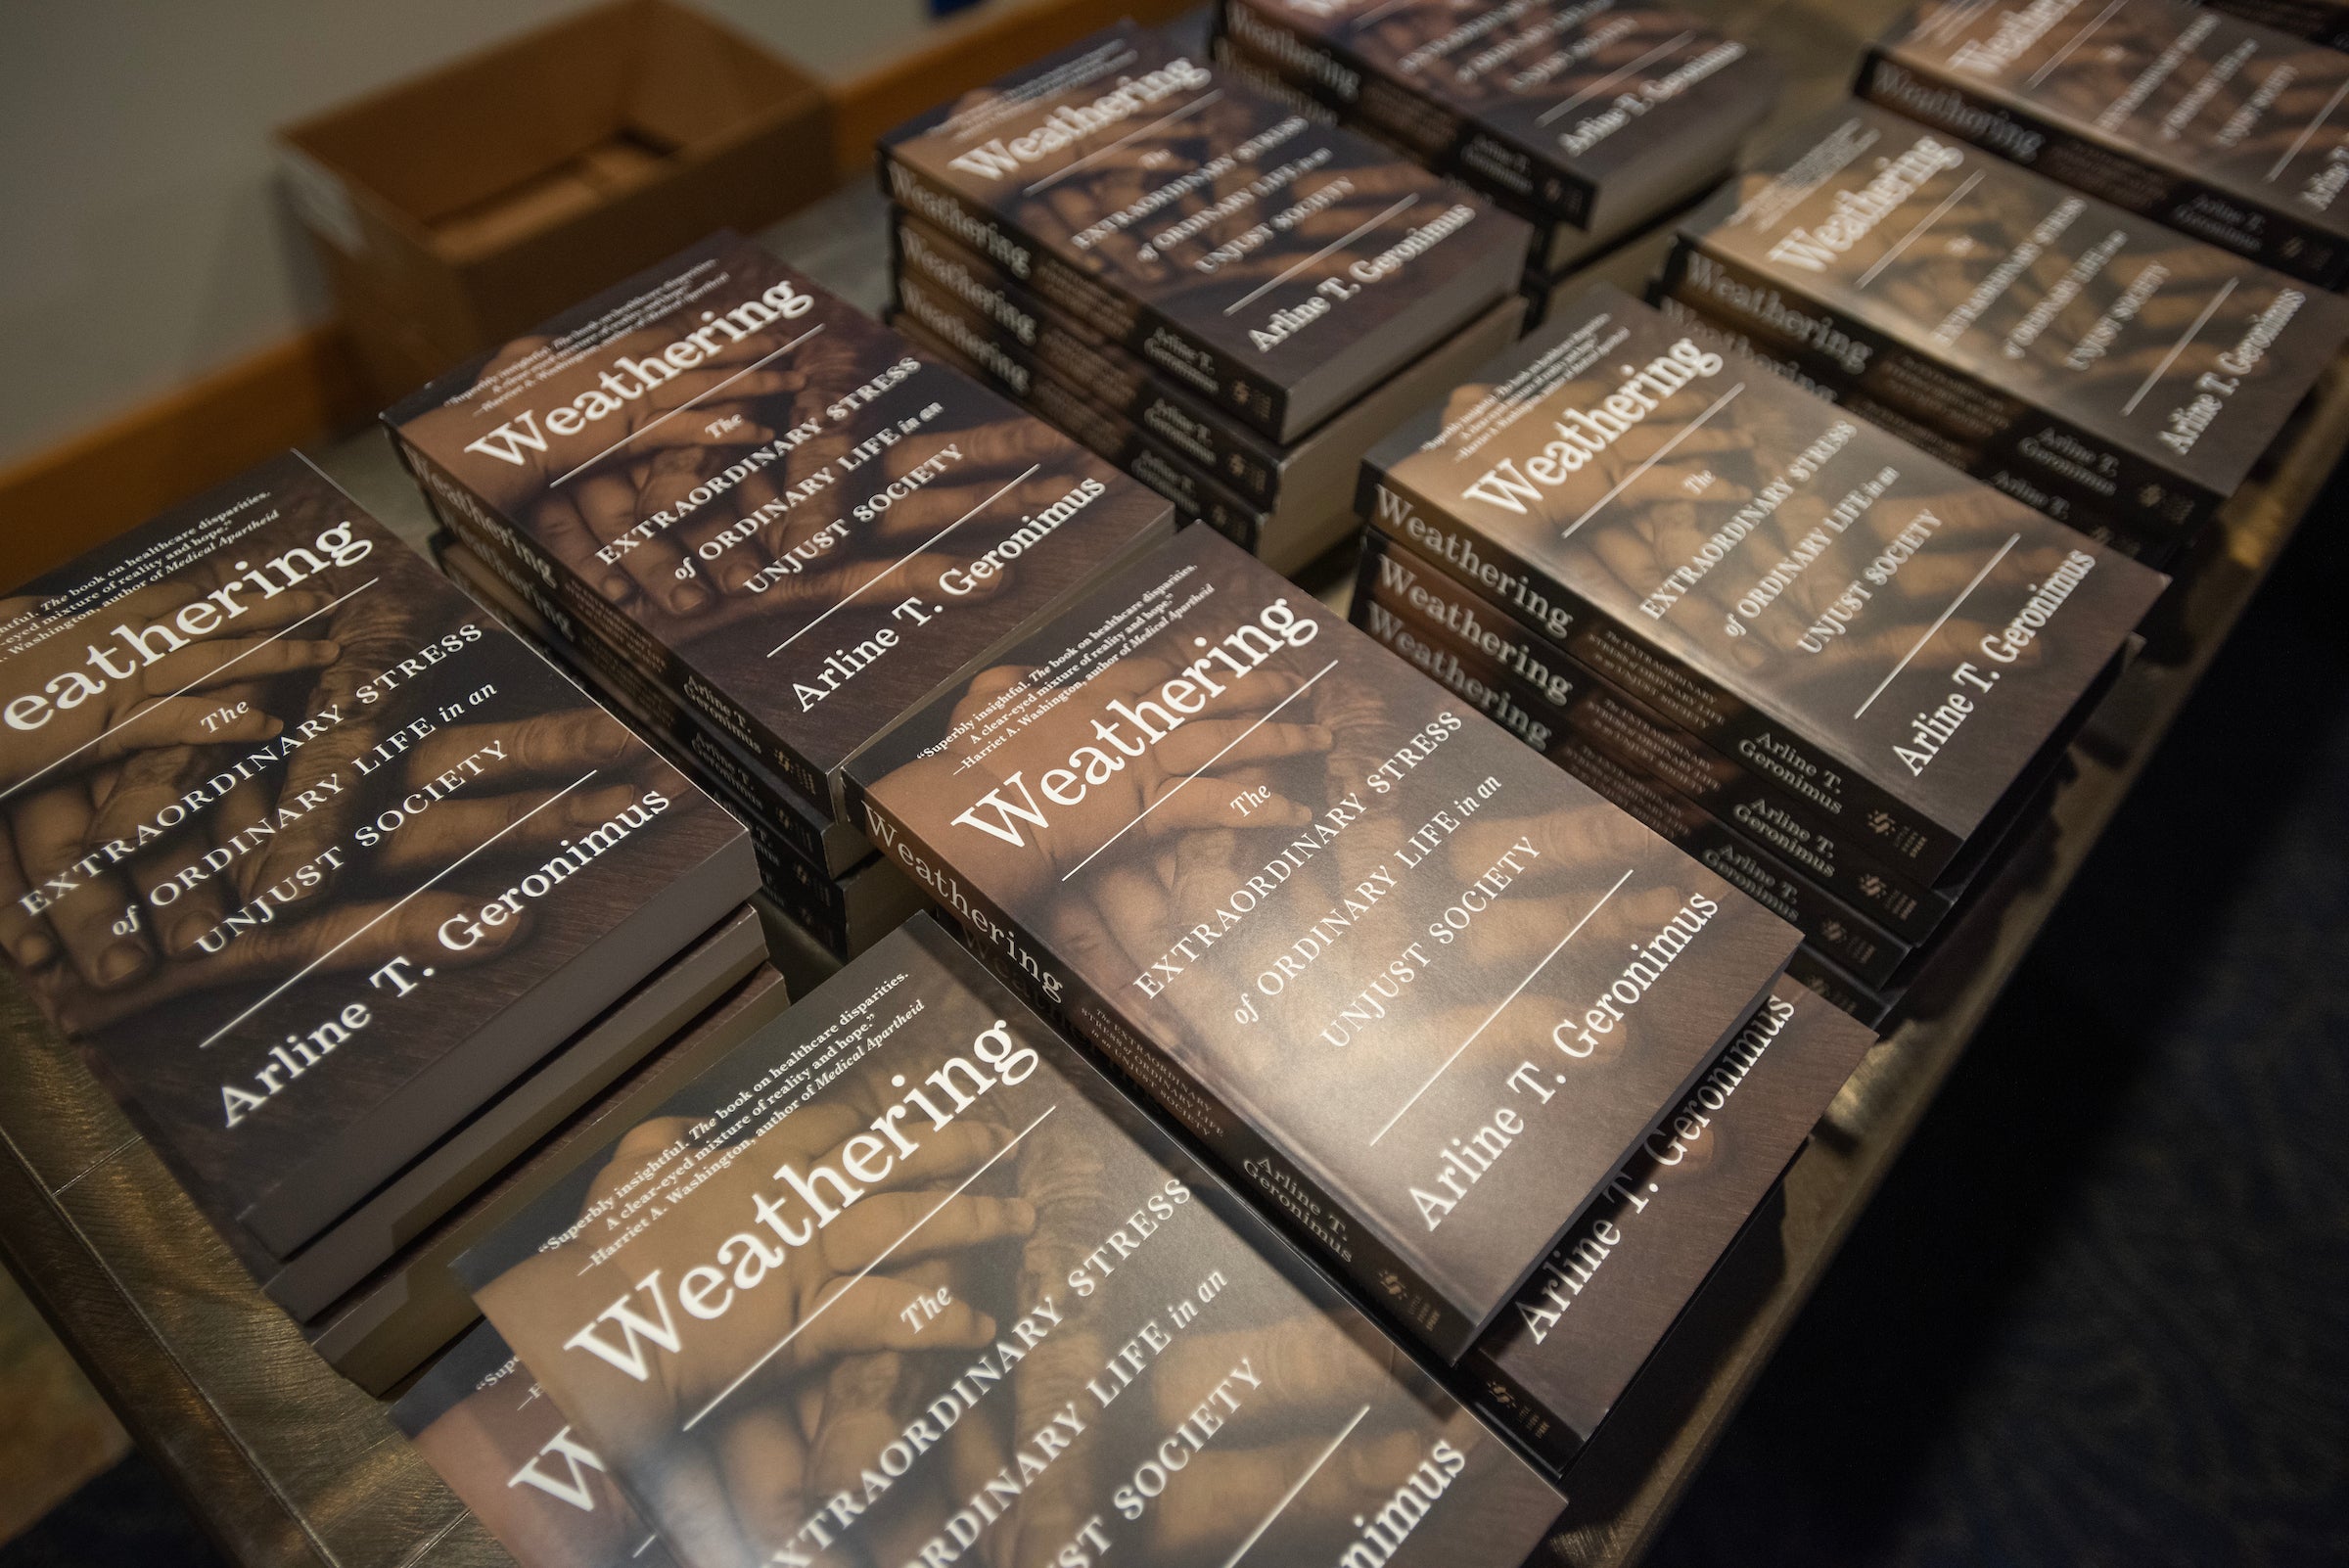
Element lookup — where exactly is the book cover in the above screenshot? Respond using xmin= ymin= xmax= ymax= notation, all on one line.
xmin=845 ymin=527 xmax=1799 ymax=1358
xmin=394 ymin=1320 xmax=672 ymax=1568
xmin=1363 ymin=284 xmax=2168 ymax=880
xmin=1221 ymin=0 xmax=1773 ymax=254
xmin=458 ymin=916 xmax=1564 ymax=1568
xmin=1468 ymin=976 xmax=1877 ymax=1466
xmin=1665 ymin=102 xmax=2349 ymax=532
xmin=0 ymin=452 xmax=755 ymax=1256
xmin=878 ymin=21 xmax=1531 ymax=442
xmin=387 ymin=232 xmax=1175 ymax=820
xmin=310 ymin=962 xmax=791 ymax=1394
xmin=1864 ymin=0 xmax=2349 ymax=287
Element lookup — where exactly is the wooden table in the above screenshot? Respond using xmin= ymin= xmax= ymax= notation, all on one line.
xmin=3 ymin=3 xmax=2343 ymax=1563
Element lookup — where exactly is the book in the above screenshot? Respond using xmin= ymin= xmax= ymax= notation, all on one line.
xmin=2195 ymin=0 xmax=2349 ymax=48
xmin=878 ymin=21 xmax=1531 ymax=443
xmin=308 ymin=962 xmax=791 ymax=1394
xmin=1664 ymin=102 xmax=2349 ymax=541
xmin=1467 ymin=975 xmax=1877 ymax=1467
xmin=891 ymin=208 xmax=1529 ymax=573
xmin=1362 ymin=283 xmax=2170 ymax=885
xmin=1219 ymin=0 xmax=1775 ymax=269
xmin=252 ymin=903 xmax=766 ymax=1319
xmin=0 ymin=451 xmax=756 ymax=1257
xmin=393 ymin=1321 xmax=671 ymax=1568
xmin=386 ymin=231 xmax=1176 ymax=824
xmin=456 ymin=914 xmax=1565 ymax=1568
xmin=1352 ymin=526 xmax=1957 ymax=945
xmin=1862 ymin=0 xmax=2349 ymax=288
xmin=845 ymin=526 xmax=1800 ymax=1358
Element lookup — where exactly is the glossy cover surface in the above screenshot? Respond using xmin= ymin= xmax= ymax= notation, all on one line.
xmin=459 ymin=917 xmax=1562 ymax=1568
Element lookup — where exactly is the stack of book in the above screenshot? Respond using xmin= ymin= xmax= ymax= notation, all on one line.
xmin=1350 ymin=284 xmax=2172 ymax=1021
xmin=0 ymin=452 xmax=775 ymax=1390
xmin=1660 ymin=101 xmax=2349 ymax=566
xmin=385 ymin=231 xmax=1178 ymax=963
xmin=1211 ymin=0 xmax=1778 ymax=325
xmin=876 ymin=19 xmax=1533 ymax=575
xmin=1860 ymin=0 xmax=2349 ymax=289
xmin=449 ymin=913 xmax=1573 ymax=1567
xmin=844 ymin=523 xmax=1807 ymax=1356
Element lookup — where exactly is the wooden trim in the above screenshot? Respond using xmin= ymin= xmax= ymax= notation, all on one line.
xmin=0 ymin=0 xmax=1204 ymax=592
xmin=0 ymin=325 xmax=370 ymax=592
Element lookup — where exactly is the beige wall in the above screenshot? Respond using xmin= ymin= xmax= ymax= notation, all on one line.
xmin=0 ymin=0 xmax=1030 ymax=469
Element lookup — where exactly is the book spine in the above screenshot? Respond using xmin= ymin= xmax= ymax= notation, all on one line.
xmin=892 ymin=297 xmax=1267 ymax=554
xmin=847 ymin=775 xmax=1478 ymax=1359
xmin=1364 ymin=475 xmax=1967 ymax=881
xmin=1659 ymin=243 xmax=2211 ymax=535
xmin=1783 ymin=945 xmax=1900 ymax=1029
xmin=1862 ymin=53 xmax=2349 ymax=290
xmin=879 ymin=152 xmax=1292 ymax=438
xmin=389 ymin=434 xmax=837 ymax=814
xmin=895 ymin=212 xmax=1285 ymax=503
xmin=442 ymin=510 xmax=842 ymax=873
xmin=1352 ymin=580 xmax=1912 ymax=986
xmin=1356 ymin=542 xmax=1950 ymax=943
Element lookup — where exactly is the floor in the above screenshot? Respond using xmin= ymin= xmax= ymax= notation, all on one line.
xmin=2 ymin=482 xmax=2344 ymax=1565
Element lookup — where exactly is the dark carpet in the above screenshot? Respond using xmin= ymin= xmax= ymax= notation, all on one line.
xmin=8 ymin=513 xmax=2347 ymax=1567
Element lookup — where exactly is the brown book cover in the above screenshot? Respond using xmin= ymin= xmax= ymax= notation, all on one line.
xmin=1221 ymin=0 xmax=1774 ymax=261
xmin=877 ymin=21 xmax=1530 ymax=443
xmin=309 ymin=963 xmax=792 ymax=1394
xmin=844 ymin=527 xmax=1799 ymax=1358
xmin=1665 ymin=102 xmax=2349 ymax=534
xmin=1863 ymin=0 xmax=2349 ymax=287
xmin=1363 ymin=284 xmax=2169 ymax=882
xmin=1467 ymin=976 xmax=1877 ymax=1466
xmin=394 ymin=1320 xmax=673 ymax=1568
xmin=386 ymin=232 xmax=1175 ymax=822
xmin=0 ymin=452 xmax=755 ymax=1257
xmin=457 ymin=915 xmax=1564 ymax=1568
xmin=1353 ymin=527 xmax=1957 ymax=945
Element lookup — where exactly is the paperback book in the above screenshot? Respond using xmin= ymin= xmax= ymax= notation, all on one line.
xmin=1862 ymin=0 xmax=2349 ymax=287
xmin=0 ymin=452 xmax=755 ymax=1257
xmin=846 ymin=526 xmax=1800 ymax=1358
xmin=1363 ymin=285 xmax=2169 ymax=885
xmin=878 ymin=21 xmax=1530 ymax=442
xmin=387 ymin=231 xmax=1174 ymax=823
xmin=1664 ymin=103 xmax=2349 ymax=542
xmin=458 ymin=915 xmax=1565 ymax=1568
xmin=1219 ymin=0 xmax=1774 ymax=268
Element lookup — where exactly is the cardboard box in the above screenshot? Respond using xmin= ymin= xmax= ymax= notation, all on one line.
xmin=279 ymin=0 xmax=829 ymax=400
